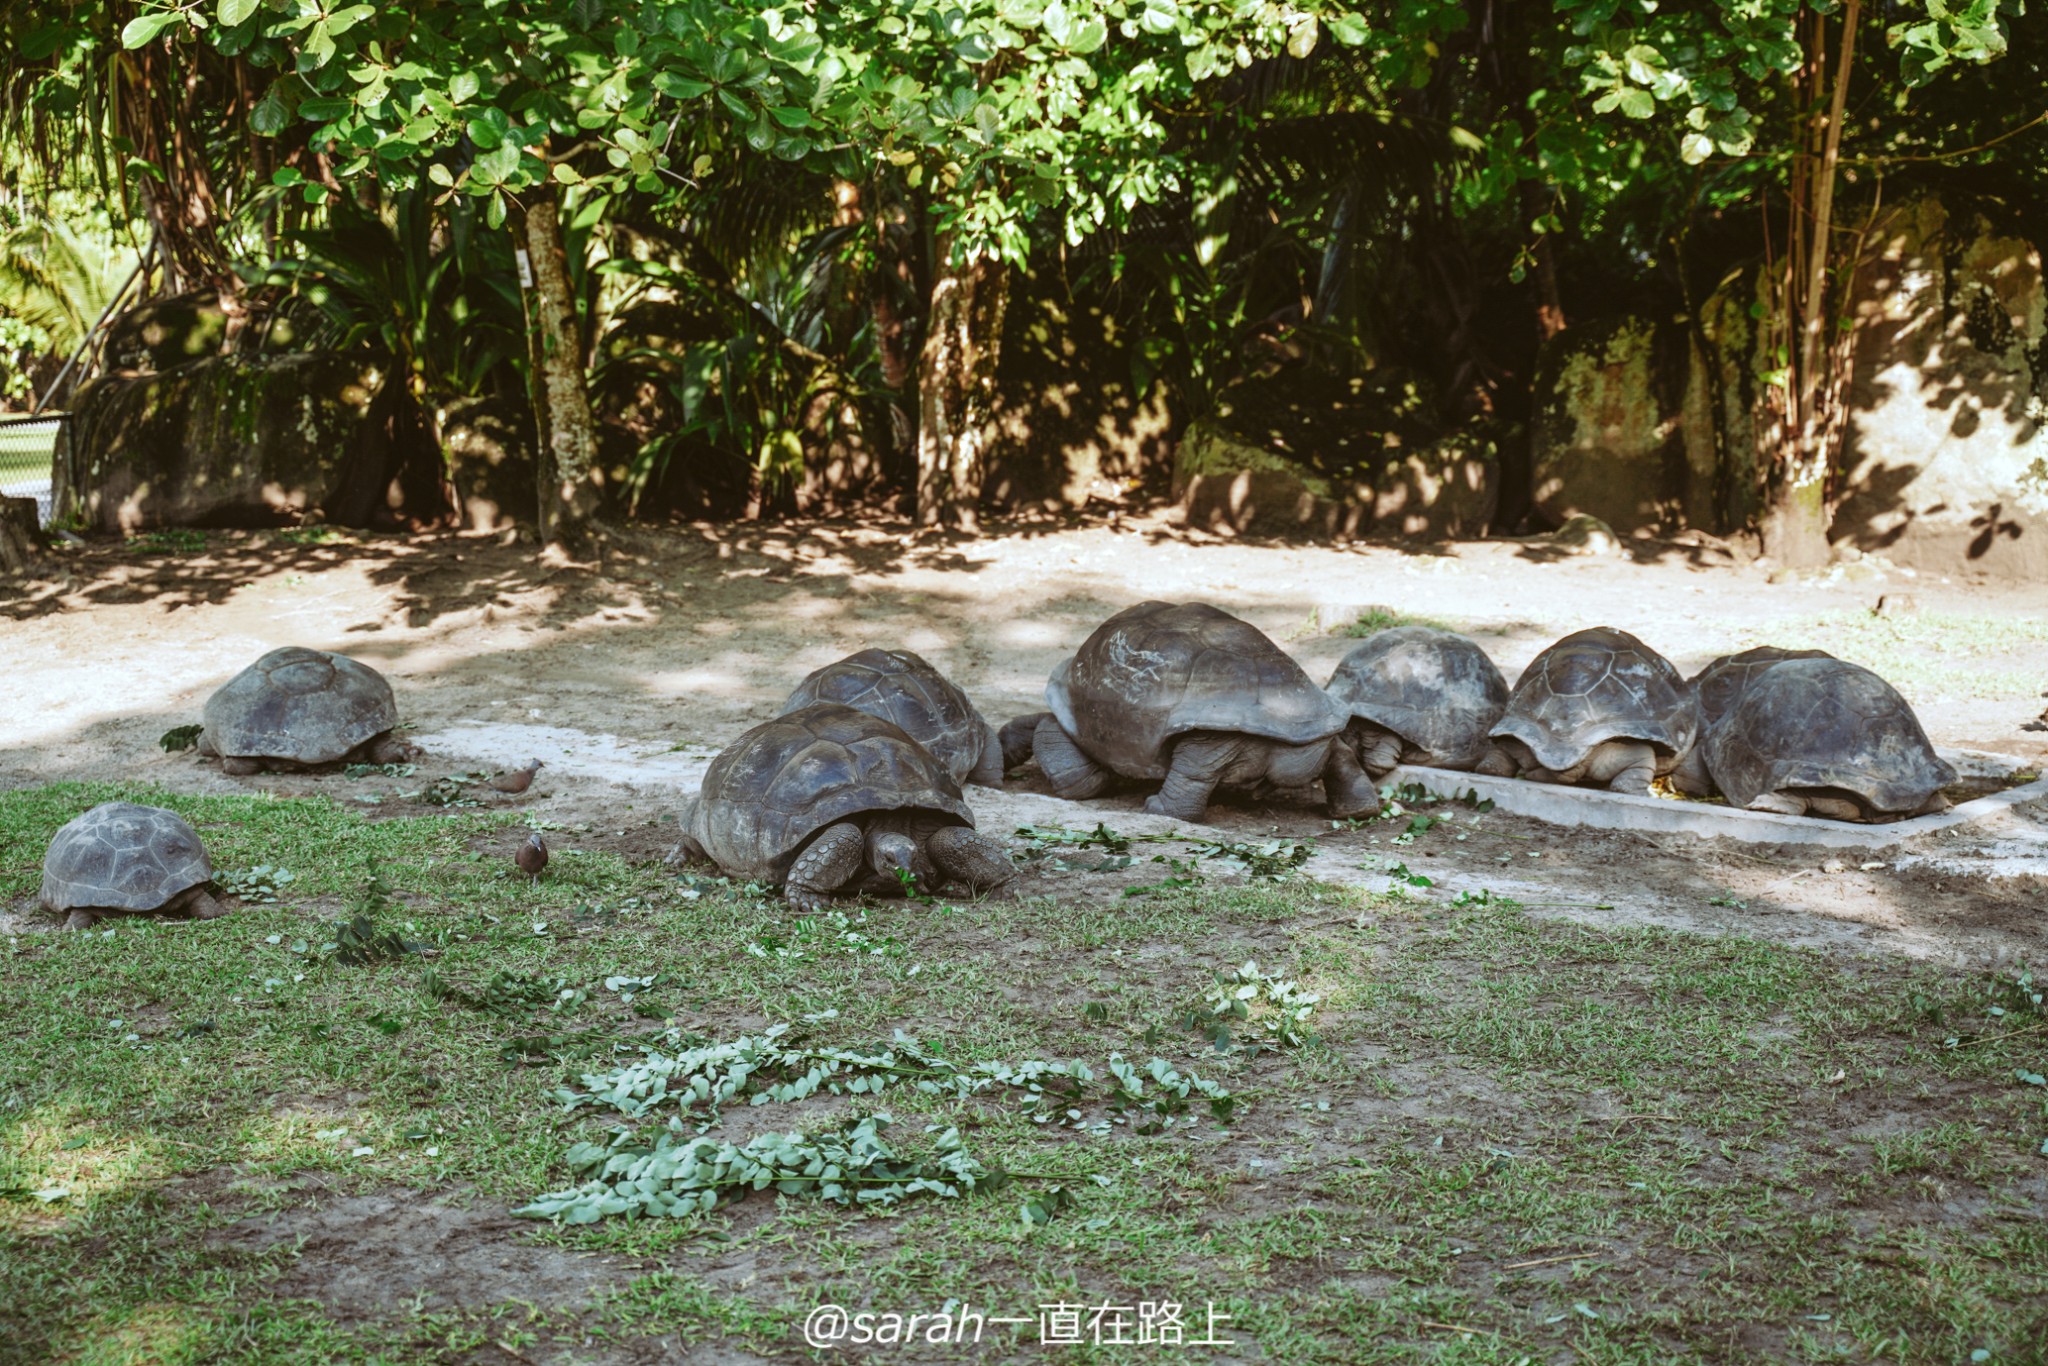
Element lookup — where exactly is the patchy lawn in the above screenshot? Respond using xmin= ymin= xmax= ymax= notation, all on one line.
xmin=3 ymin=785 xmax=2046 ymax=1365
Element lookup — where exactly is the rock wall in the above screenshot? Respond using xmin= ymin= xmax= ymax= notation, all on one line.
xmin=984 ymin=273 xmax=1176 ymax=512
xmin=1530 ymin=316 xmax=1699 ymax=533
xmin=1831 ymin=198 xmax=2047 ymax=577
xmin=1174 ymin=421 xmax=1497 ymax=540
xmin=1526 ymin=197 xmax=2046 ymax=573
xmin=56 ymin=353 xmax=392 ymax=533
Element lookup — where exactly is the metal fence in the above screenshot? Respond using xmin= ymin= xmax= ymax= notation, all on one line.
xmin=0 ymin=413 xmax=63 ymax=525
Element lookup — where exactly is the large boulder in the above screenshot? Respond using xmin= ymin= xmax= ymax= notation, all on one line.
xmin=1830 ymin=198 xmax=2047 ymax=578
xmin=436 ymin=394 xmax=535 ymax=531
xmin=101 ymin=291 xmax=229 ymax=373
xmin=1530 ymin=315 xmax=1704 ymax=534
xmin=984 ymin=271 xmax=1175 ymax=512
xmin=54 ymin=352 xmax=394 ymax=532
xmin=1171 ymin=368 xmax=1497 ymax=539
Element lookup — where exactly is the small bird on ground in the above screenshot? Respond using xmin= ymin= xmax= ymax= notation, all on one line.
xmin=489 ymin=759 xmax=544 ymax=794
xmin=515 ymin=832 xmax=549 ymax=882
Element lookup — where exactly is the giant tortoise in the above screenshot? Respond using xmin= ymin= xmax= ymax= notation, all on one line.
xmin=779 ymin=649 xmax=1004 ymax=787
xmin=199 ymin=647 xmax=417 ymax=775
xmin=1022 ymin=601 xmax=1379 ymax=821
xmin=1697 ymin=657 xmax=1955 ymax=821
xmin=1325 ymin=626 xmax=1509 ymax=777
xmin=41 ymin=801 xmax=226 ymax=930
xmin=675 ymin=703 xmax=1014 ymax=911
xmin=1477 ymin=627 xmax=1696 ymax=794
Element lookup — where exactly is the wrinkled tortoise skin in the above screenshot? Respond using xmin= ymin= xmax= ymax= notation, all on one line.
xmin=1046 ymin=600 xmax=1347 ymax=781
xmin=1703 ymin=657 xmax=1956 ymax=819
xmin=779 ymin=648 xmax=1003 ymax=787
xmin=202 ymin=646 xmax=399 ymax=764
xmin=41 ymin=802 xmax=212 ymax=914
xmin=1326 ymin=626 xmax=1508 ymax=770
xmin=1490 ymin=627 xmax=1696 ymax=773
xmin=685 ymin=703 xmax=974 ymax=882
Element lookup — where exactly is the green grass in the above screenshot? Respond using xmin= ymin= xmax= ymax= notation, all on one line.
xmin=1715 ymin=610 xmax=2048 ymax=702
xmin=4 ymin=784 xmax=2047 ymax=1364
xmin=1344 ymin=605 xmax=1460 ymax=637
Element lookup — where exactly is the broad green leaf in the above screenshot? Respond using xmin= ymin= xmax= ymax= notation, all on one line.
xmin=1616 ymin=87 xmax=1655 ymax=119
xmin=218 ymin=0 xmax=259 ymax=26
xmin=21 ymin=23 xmax=73 ymax=60
xmin=449 ymin=72 xmax=480 ymax=104
xmin=1328 ymin=12 xmax=1369 ymax=47
xmin=120 ymin=11 xmax=179 ymax=48
xmin=1680 ymin=131 xmax=1714 ymax=164
xmin=298 ymin=97 xmax=353 ymax=122
xmin=655 ymin=74 xmax=712 ymax=100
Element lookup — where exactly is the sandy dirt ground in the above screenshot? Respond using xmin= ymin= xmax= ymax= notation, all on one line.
xmin=5 ymin=515 xmax=2045 ymax=967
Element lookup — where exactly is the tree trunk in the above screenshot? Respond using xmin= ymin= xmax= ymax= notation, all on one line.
xmin=0 ymin=496 xmax=43 ymax=577
xmin=523 ymin=188 xmax=602 ymax=551
xmin=914 ymin=240 xmax=1008 ymax=530
xmin=1758 ymin=0 xmax=1861 ymax=568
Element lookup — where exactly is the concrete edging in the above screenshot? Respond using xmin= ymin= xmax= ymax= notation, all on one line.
xmin=1385 ymin=753 xmax=2048 ymax=850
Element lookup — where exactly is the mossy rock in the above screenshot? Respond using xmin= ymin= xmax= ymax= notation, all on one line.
xmin=437 ymin=394 xmax=536 ymax=531
xmin=56 ymin=353 xmax=389 ymax=532
xmin=1172 ymin=368 xmax=1496 ymax=540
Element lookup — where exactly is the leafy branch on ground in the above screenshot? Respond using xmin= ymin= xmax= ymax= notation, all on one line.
xmin=515 ymin=1114 xmax=994 ymax=1223
xmin=1014 ymin=824 xmax=1316 ymax=884
xmin=214 ymin=865 xmax=296 ymax=904
xmin=551 ymin=1024 xmax=1234 ymax=1136
xmin=1194 ymin=959 xmax=1322 ymax=1050
xmin=157 ymin=725 xmax=203 ymax=753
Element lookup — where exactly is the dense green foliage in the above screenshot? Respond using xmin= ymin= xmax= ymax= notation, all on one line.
xmin=0 ymin=0 xmax=2035 ymax=531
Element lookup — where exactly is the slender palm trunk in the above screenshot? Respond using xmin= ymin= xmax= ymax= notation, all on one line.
xmin=522 ymin=187 xmax=601 ymax=550
xmin=1759 ymin=0 xmax=1861 ymax=567
xmin=914 ymin=238 xmax=1008 ymax=530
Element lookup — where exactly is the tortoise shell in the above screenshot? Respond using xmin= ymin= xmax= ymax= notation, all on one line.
xmin=1326 ymin=626 xmax=1509 ymax=769
xmin=203 ymin=647 xmax=398 ymax=763
xmin=1702 ymin=657 xmax=1955 ymax=817
xmin=685 ymin=703 xmax=973 ymax=882
xmin=779 ymin=649 xmax=999 ymax=787
xmin=1690 ymin=646 xmax=1834 ymax=733
xmin=40 ymin=802 xmax=212 ymax=914
xmin=1044 ymin=601 xmax=1346 ymax=780
xmin=1490 ymin=627 xmax=1696 ymax=773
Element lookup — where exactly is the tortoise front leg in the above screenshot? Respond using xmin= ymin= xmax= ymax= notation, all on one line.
xmin=1033 ymin=717 xmax=1111 ymax=800
xmin=1667 ymin=745 xmax=1714 ymax=797
xmin=1349 ymin=721 xmax=1407 ymax=779
xmin=786 ymin=821 xmax=865 ymax=912
xmin=63 ymin=909 xmax=99 ymax=931
xmin=1583 ymin=740 xmax=1658 ymax=796
xmin=968 ymin=721 xmax=1008 ymax=786
xmin=928 ymin=827 xmax=1015 ymax=893
xmin=220 ymin=756 xmax=263 ymax=777
xmin=1145 ymin=735 xmax=1244 ymax=821
xmin=182 ymin=888 xmax=230 ymax=920
xmin=999 ymin=714 xmax=1052 ymax=771
xmin=1322 ymin=739 xmax=1382 ymax=819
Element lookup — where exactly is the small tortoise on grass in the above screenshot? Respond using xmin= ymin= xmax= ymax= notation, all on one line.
xmin=41 ymin=801 xmax=226 ymax=930
xmin=1670 ymin=646 xmax=1832 ymax=796
xmin=1477 ymin=627 xmax=1696 ymax=795
xmin=1697 ymin=657 xmax=1955 ymax=821
xmin=675 ymin=703 xmax=1015 ymax=911
xmin=1325 ymin=626 xmax=1509 ymax=777
xmin=1020 ymin=601 xmax=1379 ymax=822
xmin=779 ymin=648 xmax=1005 ymax=787
xmin=199 ymin=646 xmax=418 ymax=775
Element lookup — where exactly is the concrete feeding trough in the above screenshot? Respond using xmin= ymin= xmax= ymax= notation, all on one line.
xmin=1387 ymin=749 xmax=2048 ymax=850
